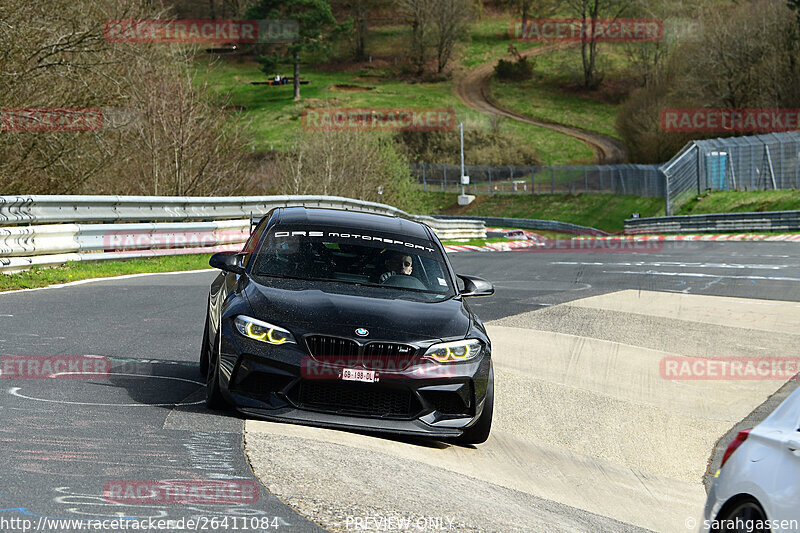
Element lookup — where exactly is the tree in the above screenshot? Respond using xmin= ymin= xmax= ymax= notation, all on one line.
xmin=351 ymin=0 xmax=369 ymax=60
xmin=565 ymin=0 xmax=632 ymax=90
xmin=273 ymin=130 xmax=421 ymax=212
xmin=430 ymin=0 xmax=474 ymax=73
xmin=0 ymin=0 xmax=253 ymax=195
xmin=247 ymin=0 xmax=347 ymax=100
xmin=503 ymin=0 xmax=556 ymax=25
xmin=396 ymin=0 xmax=434 ymax=76
xmin=789 ymin=0 xmax=800 ymax=34
xmin=616 ymin=0 xmax=800 ymax=163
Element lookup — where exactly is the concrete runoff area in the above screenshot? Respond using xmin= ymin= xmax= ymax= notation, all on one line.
xmin=245 ymin=290 xmax=800 ymax=532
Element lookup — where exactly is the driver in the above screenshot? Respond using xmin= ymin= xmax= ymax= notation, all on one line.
xmin=379 ymin=253 xmax=413 ymax=282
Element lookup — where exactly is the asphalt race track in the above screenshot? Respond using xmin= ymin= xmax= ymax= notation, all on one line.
xmin=1 ymin=241 xmax=799 ymax=532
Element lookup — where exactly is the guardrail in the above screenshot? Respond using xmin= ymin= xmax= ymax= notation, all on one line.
xmin=624 ymin=211 xmax=800 ymax=234
xmin=0 ymin=195 xmax=486 ymax=273
xmin=0 ymin=194 xmax=430 ymax=225
xmin=430 ymin=215 xmax=608 ymax=236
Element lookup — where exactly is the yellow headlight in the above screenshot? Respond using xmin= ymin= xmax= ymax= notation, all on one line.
xmin=235 ymin=316 xmax=295 ymax=345
xmin=424 ymin=340 xmax=481 ymax=363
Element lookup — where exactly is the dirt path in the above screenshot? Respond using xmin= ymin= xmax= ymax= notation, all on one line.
xmin=453 ymin=42 xmax=629 ymax=164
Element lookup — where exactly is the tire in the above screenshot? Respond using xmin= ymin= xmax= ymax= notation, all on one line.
xmin=205 ymin=318 xmax=229 ymax=410
xmin=456 ymin=363 xmax=494 ymax=445
xmin=713 ymin=497 xmax=769 ymax=532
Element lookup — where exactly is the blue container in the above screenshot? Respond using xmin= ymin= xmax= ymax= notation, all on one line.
xmin=705 ymin=151 xmax=728 ymax=190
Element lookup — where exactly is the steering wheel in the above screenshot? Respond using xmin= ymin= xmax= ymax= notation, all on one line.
xmin=380 ymin=273 xmax=427 ymax=290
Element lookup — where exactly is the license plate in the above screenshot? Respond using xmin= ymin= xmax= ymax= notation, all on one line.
xmin=341 ymin=368 xmax=375 ymax=383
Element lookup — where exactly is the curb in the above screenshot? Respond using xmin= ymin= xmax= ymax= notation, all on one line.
xmin=444 ymin=231 xmax=800 ymax=253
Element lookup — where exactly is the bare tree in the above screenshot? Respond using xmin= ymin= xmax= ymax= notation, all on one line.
xmin=351 ymin=0 xmax=370 ymax=60
xmin=396 ymin=0 xmax=434 ymax=76
xmin=430 ymin=0 xmax=475 ymax=74
xmin=0 ymin=0 xmax=254 ymax=196
xmin=120 ymin=52 xmax=253 ymax=196
xmin=565 ymin=0 xmax=632 ymax=89
xmin=503 ymin=0 xmax=556 ymax=25
xmin=273 ymin=130 xmax=418 ymax=210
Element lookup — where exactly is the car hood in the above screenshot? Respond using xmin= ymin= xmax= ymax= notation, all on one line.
xmin=244 ymin=280 xmax=471 ymax=343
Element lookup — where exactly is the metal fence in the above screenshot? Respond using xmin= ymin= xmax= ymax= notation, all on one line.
xmin=411 ymin=163 xmax=665 ymax=197
xmin=661 ymin=131 xmax=800 ymax=215
xmin=413 ymin=131 xmax=800 ymax=215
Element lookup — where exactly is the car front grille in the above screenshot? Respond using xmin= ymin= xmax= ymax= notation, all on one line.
xmin=305 ymin=335 xmax=418 ymax=371
xmin=305 ymin=335 xmax=359 ymax=358
xmin=292 ymin=380 xmax=420 ymax=418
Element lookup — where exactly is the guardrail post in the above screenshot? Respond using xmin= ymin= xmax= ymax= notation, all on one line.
xmin=442 ymin=164 xmax=447 ymax=192
xmin=663 ymin=168 xmax=672 ymax=216
xmin=696 ymin=143 xmax=702 ymax=194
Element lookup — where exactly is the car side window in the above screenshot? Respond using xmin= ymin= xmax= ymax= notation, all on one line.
xmin=241 ymin=220 xmax=268 ymax=268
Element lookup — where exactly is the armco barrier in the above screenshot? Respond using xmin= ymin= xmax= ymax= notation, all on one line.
xmin=0 ymin=195 xmax=434 ymax=224
xmin=0 ymin=196 xmax=485 ymax=273
xmin=624 ymin=210 xmax=800 ymax=234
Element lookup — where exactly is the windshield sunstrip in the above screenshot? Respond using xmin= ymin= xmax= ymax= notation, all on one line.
xmin=272 ymin=230 xmax=436 ymax=253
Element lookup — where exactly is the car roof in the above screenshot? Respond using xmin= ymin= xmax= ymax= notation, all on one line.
xmin=271 ymin=207 xmax=432 ymax=240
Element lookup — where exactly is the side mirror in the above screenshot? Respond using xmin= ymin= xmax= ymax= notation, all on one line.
xmin=457 ymin=274 xmax=494 ymax=297
xmin=210 ymin=252 xmax=246 ymax=275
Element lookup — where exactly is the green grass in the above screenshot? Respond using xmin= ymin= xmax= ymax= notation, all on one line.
xmin=418 ymin=191 xmax=665 ymax=233
xmin=192 ymin=13 xmax=627 ymax=163
xmin=196 ymin=57 xmax=466 ymax=151
xmin=501 ymin=120 xmax=595 ymax=165
xmin=487 ymin=45 xmax=629 ymax=141
xmin=196 ymin=54 xmax=596 ymax=164
xmin=419 ymin=189 xmax=800 ymax=233
xmin=0 ymin=254 xmax=212 ymax=292
xmin=461 ymin=17 xmax=542 ymax=69
xmin=678 ymin=190 xmax=800 ymax=215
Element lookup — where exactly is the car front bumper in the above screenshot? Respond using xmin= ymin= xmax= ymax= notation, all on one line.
xmin=217 ymin=324 xmax=492 ymax=438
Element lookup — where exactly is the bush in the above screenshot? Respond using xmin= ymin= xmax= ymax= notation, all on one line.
xmin=395 ymin=128 xmax=540 ymax=166
xmin=494 ymin=57 xmax=534 ymax=81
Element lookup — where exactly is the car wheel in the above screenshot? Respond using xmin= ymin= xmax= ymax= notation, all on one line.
xmin=205 ymin=319 xmax=229 ymax=410
xmin=713 ymin=497 xmax=768 ymax=532
xmin=199 ymin=308 xmax=210 ymax=378
xmin=456 ymin=362 xmax=493 ymax=445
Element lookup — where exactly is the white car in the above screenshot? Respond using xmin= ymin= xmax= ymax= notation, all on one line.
xmin=702 ymin=386 xmax=800 ymax=532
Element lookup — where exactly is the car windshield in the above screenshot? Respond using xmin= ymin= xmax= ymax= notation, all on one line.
xmin=250 ymin=225 xmax=455 ymax=298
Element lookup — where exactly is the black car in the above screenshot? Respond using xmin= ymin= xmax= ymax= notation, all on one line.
xmin=200 ymin=207 xmax=495 ymax=444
